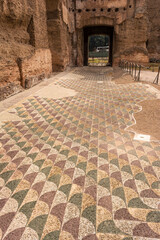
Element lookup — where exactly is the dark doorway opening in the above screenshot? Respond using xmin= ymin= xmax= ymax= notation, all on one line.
xmin=88 ymin=34 xmax=110 ymax=66
xmin=84 ymin=26 xmax=114 ymax=66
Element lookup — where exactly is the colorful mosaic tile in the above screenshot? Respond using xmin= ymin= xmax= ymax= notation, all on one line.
xmin=0 ymin=67 xmax=160 ymax=239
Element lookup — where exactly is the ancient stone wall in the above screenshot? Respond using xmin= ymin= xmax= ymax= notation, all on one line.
xmin=0 ymin=0 xmax=52 ymax=100
xmin=47 ymin=0 xmax=160 ymax=67
xmin=48 ymin=0 xmax=158 ymax=68
xmin=46 ymin=0 xmax=75 ymax=71
xmin=75 ymin=0 xmax=149 ymax=65
xmin=147 ymin=0 xmax=160 ymax=61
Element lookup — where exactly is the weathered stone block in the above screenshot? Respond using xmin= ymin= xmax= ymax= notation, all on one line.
xmin=21 ymin=49 xmax=52 ymax=87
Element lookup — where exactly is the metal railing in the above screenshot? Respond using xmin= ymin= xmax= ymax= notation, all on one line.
xmin=119 ymin=60 xmax=160 ymax=85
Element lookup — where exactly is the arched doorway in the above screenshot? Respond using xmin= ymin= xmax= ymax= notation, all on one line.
xmin=84 ymin=26 xmax=114 ymax=66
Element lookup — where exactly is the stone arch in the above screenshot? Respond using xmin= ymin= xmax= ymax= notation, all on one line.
xmin=77 ymin=16 xmax=114 ymax=29
xmin=76 ymin=16 xmax=115 ymax=66
xmin=83 ymin=25 xmax=114 ymax=66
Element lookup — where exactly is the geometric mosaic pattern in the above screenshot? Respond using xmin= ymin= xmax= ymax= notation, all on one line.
xmin=0 ymin=67 xmax=160 ymax=239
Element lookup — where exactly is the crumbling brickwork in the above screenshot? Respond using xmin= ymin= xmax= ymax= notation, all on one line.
xmin=0 ymin=0 xmax=52 ymax=100
xmin=46 ymin=0 xmax=74 ymax=71
xmin=147 ymin=0 xmax=160 ymax=61
xmin=75 ymin=0 xmax=150 ymax=65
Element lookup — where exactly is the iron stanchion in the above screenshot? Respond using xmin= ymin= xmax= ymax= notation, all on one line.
xmin=134 ymin=64 xmax=137 ymax=81
xmin=137 ymin=65 xmax=141 ymax=81
xmin=121 ymin=60 xmax=159 ymax=84
xmin=132 ymin=63 xmax=134 ymax=76
xmin=130 ymin=63 xmax=132 ymax=74
xmin=153 ymin=66 xmax=160 ymax=84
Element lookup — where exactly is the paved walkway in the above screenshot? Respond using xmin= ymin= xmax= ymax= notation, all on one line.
xmin=0 ymin=67 xmax=160 ymax=240
xmin=140 ymin=71 xmax=159 ymax=85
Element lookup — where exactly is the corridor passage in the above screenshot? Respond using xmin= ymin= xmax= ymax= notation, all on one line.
xmin=0 ymin=67 xmax=160 ymax=240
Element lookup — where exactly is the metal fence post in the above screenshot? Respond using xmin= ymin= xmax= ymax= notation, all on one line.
xmin=132 ymin=63 xmax=134 ymax=76
xmin=134 ymin=64 xmax=137 ymax=81
xmin=137 ymin=65 xmax=141 ymax=81
xmin=153 ymin=66 xmax=160 ymax=84
xmin=121 ymin=60 xmax=159 ymax=84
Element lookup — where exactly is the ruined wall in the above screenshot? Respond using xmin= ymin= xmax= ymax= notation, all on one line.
xmin=33 ymin=0 xmax=160 ymax=69
xmin=75 ymin=0 xmax=149 ymax=65
xmin=46 ymin=0 xmax=74 ymax=71
xmin=115 ymin=0 xmax=149 ymax=64
xmin=46 ymin=0 xmax=159 ymax=68
xmin=147 ymin=0 xmax=160 ymax=61
xmin=0 ymin=0 xmax=52 ymax=100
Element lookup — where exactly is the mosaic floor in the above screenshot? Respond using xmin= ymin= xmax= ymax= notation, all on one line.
xmin=0 ymin=67 xmax=160 ymax=240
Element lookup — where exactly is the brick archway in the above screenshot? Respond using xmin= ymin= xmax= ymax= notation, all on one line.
xmin=83 ymin=26 xmax=114 ymax=66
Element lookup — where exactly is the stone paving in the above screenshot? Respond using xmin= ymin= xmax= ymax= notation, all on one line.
xmin=0 ymin=67 xmax=160 ymax=240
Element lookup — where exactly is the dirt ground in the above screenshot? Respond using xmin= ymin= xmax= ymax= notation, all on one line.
xmin=112 ymin=69 xmax=160 ymax=141
xmin=113 ymin=74 xmax=136 ymax=84
xmin=112 ymin=68 xmax=136 ymax=84
xmin=142 ymin=81 xmax=160 ymax=91
xmin=128 ymin=99 xmax=160 ymax=141
xmin=113 ymin=68 xmax=160 ymax=88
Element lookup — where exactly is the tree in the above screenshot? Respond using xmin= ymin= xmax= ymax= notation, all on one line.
xmin=89 ymin=35 xmax=109 ymax=51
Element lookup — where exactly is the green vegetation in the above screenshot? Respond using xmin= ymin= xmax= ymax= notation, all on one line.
xmin=89 ymin=51 xmax=109 ymax=58
xmin=89 ymin=35 xmax=109 ymax=52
